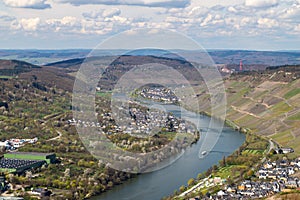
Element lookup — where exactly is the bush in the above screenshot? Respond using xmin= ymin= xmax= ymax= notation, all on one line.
xmin=187 ymin=178 xmax=195 ymax=187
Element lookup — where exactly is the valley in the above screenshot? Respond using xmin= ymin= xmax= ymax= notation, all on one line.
xmin=0 ymin=52 xmax=299 ymax=199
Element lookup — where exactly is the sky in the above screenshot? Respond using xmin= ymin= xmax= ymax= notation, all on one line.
xmin=0 ymin=0 xmax=299 ymax=50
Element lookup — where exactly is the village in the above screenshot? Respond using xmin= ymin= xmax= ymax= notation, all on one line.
xmin=69 ymin=105 xmax=196 ymax=136
xmin=138 ymin=87 xmax=180 ymax=104
xmin=183 ymin=156 xmax=300 ymax=200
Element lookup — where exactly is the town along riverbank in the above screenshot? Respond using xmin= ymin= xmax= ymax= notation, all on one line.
xmin=93 ymin=102 xmax=245 ymax=200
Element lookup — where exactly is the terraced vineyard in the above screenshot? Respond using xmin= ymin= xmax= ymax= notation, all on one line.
xmin=192 ymin=65 xmax=300 ymax=155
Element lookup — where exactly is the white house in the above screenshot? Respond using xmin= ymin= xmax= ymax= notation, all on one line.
xmin=217 ymin=190 xmax=227 ymax=196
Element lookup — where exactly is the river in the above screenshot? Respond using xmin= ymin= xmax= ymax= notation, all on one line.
xmin=93 ymin=101 xmax=245 ymax=200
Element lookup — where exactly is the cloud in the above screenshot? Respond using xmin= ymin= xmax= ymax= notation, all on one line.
xmin=46 ymin=16 xmax=77 ymax=26
xmin=21 ymin=18 xmax=40 ymax=31
xmin=228 ymin=6 xmax=238 ymax=13
xmin=83 ymin=8 xmax=121 ymax=19
xmin=103 ymin=8 xmax=121 ymax=18
xmin=45 ymin=16 xmax=80 ymax=32
xmin=245 ymin=0 xmax=278 ymax=8
xmin=257 ymin=18 xmax=279 ymax=28
xmin=200 ymin=14 xmax=213 ymax=27
xmin=280 ymin=4 xmax=300 ymax=19
xmin=188 ymin=6 xmax=209 ymax=17
xmin=54 ymin=0 xmax=190 ymax=8
xmin=3 ymin=0 xmax=51 ymax=9
xmin=11 ymin=18 xmax=41 ymax=31
xmin=3 ymin=0 xmax=299 ymax=49
xmin=295 ymin=24 xmax=300 ymax=32
xmin=0 ymin=13 xmax=15 ymax=31
xmin=43 ymin=15 xmax=132 ymax=35
xmin=0 ymin=15 xmax=15 ymax=21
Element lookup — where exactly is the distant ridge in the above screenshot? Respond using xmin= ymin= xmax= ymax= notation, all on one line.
xmin=0 ymin=59 xmax=41 ymax=76
xmin=44 ymin=58 xmax=85 ymax=68
xmin=0 ymin=59 xmax=40 ymax=69
xmin=1 ymin=49 xmax=300 ymax=66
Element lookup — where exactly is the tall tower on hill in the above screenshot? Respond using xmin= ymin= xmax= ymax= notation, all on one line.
xmin=240 ymin=60 xmax=243 ymax=71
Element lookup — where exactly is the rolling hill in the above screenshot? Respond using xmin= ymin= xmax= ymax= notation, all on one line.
xmin=1 ymin=56 xmax=300 ymax=154
xmin=1 ymin=49 xmax=300 ymax=66
xmin=0 ymin=59 xmax=74 ymax=91
xmin=0 ymin=59 xmax=41 ymax=77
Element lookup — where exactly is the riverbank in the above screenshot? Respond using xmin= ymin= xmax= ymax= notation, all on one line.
xmin=95 ymin=92 xmax=267 ymax=200
xmin=93 ymin=103 xmax=245 ymax=200
xmin=129 ymin=93 xmax=257 ymax=200
xmin=166 ymin=132 xmax=269 ymax=199
xmin=166 ymin=108 xmax=271 ymax=199
xmin=166 ymin=99 xmax=300 ymax=199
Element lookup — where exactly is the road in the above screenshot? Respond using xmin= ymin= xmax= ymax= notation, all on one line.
xmin=47 ymin=131 xmax=62 ymax=141
xmin=178 ymin=177 xmax=210 ymax=198
xmin=252 ymin=139 xmax=276 ymax=171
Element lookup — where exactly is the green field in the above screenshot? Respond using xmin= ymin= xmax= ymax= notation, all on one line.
xmin=287 ymin=112 xmax=300 ymax=121
xmin=271 ymin=101 xmax=293 ymax=116
xmin=242 ymin=149 xmax=264 ymax=155
xmin=271 ymin=130 xmax=293 ymax=145
xmin=213 ymin=165 xmax=247 ymax=179
xmin=4 ymin=152 xmax=56 ymax=164
xmin=96 ymin=91 xmax=112 ymax=97
xmin=0 ymin=75 xmax=14 ymax=79
xmin=284 ymin=88 xmax=300 ymax=99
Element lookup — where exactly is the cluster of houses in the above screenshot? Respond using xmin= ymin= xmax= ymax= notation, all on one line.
xmin=139 ymin=87 xmax=179 ymax=104
xmin=68 ymin=118 xmax=101 ymax=128
xmin=69 ymin=105 xmax=196 ymax=136
xmin=212 ymin=180 xmax=281 ymax=199
xmin=0 ymin=137 xmax=38 ymax=151
xmin=124 ymin=107 xmax=195 ymax=135
xmin=207 ymin=158 xmax=300 ymax=199
xmin=258 ymin=158 xmax=299 ymax=187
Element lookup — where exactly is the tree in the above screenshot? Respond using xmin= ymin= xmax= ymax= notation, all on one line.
xmin=212 ymin=165 xmax=218 ymax=172
xmin=173 ymin=189 xmax=178 ymax=195
xmin=187 ymin=178 xmax=195 ymax=187
xmin=179 ymin=185 xmax=186 ymax=192
xmin=205 ymin=167 xmax=213 ymax=177
xmin=226 ymin=177 xmax=233 ymax=185
xmin=197 ymin=173 xmax=204 ymax=180
xmin=25 ymin=171 xmax=32 ymax=181
xmin=222 ymin=156 xmax=226 ymax=167
xmin=107 ymin=181 xmax=113 ymax=187
xmin=246 ymin=169 xmax=254 ymax=178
